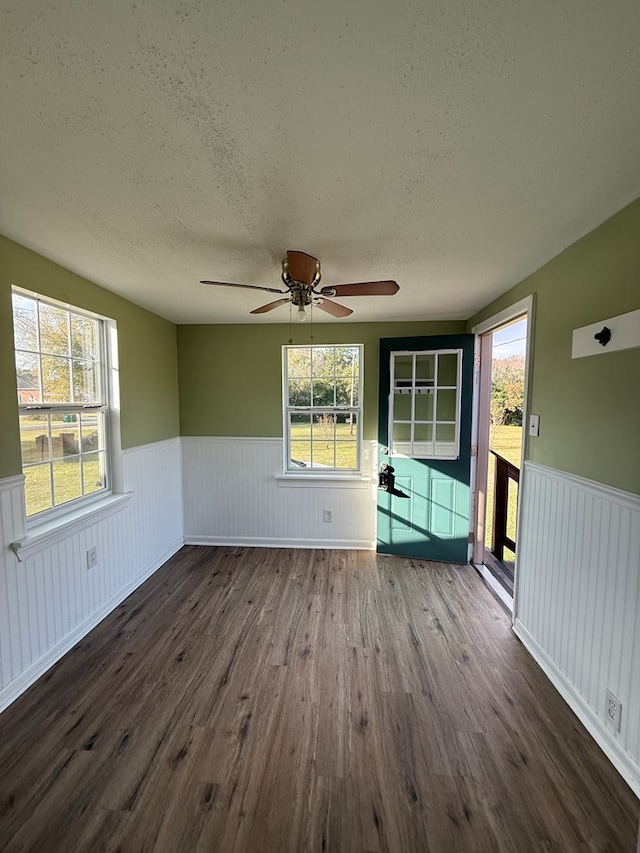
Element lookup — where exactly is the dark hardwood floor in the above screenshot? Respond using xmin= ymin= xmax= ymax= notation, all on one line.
xmin=0 ymin=546 xmax=638 ymax=852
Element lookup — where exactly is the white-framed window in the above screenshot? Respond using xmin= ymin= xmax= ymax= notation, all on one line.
xmin=12 ymin=287 xmax=111 ymax=520
xmin=283 ymin=344 xmax=362 ymax=474
xmin=388 ymin=349 xmax=462 ymax=459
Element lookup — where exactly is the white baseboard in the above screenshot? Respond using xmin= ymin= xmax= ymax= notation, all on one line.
xmin=0 ymin=536 xmax=183 ymax=714
xmin=184 ymin=535 xmax=376 ymax=550
xmin=514 ymin=619 xmax=640 ymax=799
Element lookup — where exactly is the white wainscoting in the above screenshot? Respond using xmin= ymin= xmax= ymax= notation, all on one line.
xmin=0 ymin=437 xmax=183 ymax=712
xmin=181 ymin=437 xmax=377 ymax=549
xmin=514 ymin=461 xmax=640 ymax=797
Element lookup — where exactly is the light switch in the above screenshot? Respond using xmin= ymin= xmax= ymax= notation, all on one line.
xmin=529 ymin=414 xmax=540 ymax=437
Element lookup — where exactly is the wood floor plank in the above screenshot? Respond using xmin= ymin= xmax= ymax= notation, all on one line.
xmin=0 ymin=545 xmax=638 ymax=852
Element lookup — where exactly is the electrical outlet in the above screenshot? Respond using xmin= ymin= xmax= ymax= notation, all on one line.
xmin=606 ymin=689 xmax=622 ymax=732
xmin=87 ymin=546 xmax=98 ymax=570
xmin=323 ymin=509 xmax=333 ymax=523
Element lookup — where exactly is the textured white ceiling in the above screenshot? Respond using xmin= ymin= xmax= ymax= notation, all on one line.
xmin=1 ymin=0 xmax=639 ymax=324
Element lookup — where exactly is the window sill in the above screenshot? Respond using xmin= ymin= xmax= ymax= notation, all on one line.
xmin=10 ymin=492 xmax=134 ymax=563
xmin=275 ymin=474 xmax=372 ymax=489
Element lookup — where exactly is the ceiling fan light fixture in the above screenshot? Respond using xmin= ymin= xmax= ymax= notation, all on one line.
xmin=201 ymin=251 xmax=399 ymax=319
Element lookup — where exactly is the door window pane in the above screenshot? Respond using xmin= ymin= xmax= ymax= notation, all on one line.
xmin=390 ymin=350 xmax=461 ymax=459
xmin=393 ymin=355 xmax=413 ymax=385
xmin=415 ymin=353 xmax=435 ymax=384
xmin=414 ymin=392 xmax=434 ymax=421
xmin=438 ymin=353 xmax=458 ymax=386
xmin=436 ymin=389 xmax=457 ymax=421
xmin=393 ymin=392 xmax=412 ymax=420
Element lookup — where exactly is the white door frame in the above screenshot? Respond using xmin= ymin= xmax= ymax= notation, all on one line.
xmin=470 ymin=295 xmax=535 ymax=618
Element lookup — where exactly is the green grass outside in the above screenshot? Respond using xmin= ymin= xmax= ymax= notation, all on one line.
xmin=24 ymin=457 xmax=103 ymax=516
xmin=20 ymin=418 xmax=103 ymax=515
xmin=290 ymin=421 xmax=358 ymax=468
xmin=486 ymin=424 xmax=522 ymax=560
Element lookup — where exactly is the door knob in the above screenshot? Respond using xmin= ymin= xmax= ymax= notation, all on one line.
xmin=378 ymin=463 xmax=409 ymax=498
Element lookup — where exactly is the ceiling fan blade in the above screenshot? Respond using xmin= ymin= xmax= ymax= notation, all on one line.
xmin=201 ymin=280 xmax=286 ymax=295
xmin=319 ymin=280 xmax=399 ymax=297
xmin=315 ymin=298 xmax=353 ymax=318
xmin=287 ymin=250 xmax=318 ymax=285
xmin=250 ymin=297 xmax=291 ymax=315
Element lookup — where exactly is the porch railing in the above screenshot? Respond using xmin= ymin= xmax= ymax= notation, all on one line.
xmin=490 ymin=450 xmax=520 ymax=561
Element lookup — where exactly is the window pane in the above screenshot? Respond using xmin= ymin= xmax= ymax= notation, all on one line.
xmin=290 ymin=411 xmax=311 ymax=433
xmin=338 ymin=412 xmax=358 ymax=434
xmin=290 ymin=441 xmax=311 ymax=467
xmin=288 ymin=379 xmax=311 ymax=406
xmin=415 ymin=354 xmax=435 ymax=384
xmin=72 ymin=358 xmax=98 ymax=403
xmin=15 ymin=351 xmax=41 ymax=404
xmin=414 ymin=423 xmax=433 ymax=457
xmin=393 ymin=355 xmax=413 ymax=385
xmin=335 ymin=379 xmax=354 ymax=408
xmin=436 ymin=389 xmax=457 ymax=421
xmin=312 ymin=348 xmax=334 ymax=379
xmin=438 ymin=353 xmax=458 ymax=386
xmin=414 ymin=423 xmax=433 ymax=443
xmin=287 ymin=348 xmax=311 ymax=378
xmin=333 ymin=442 xmax=357 ymax=469
xmin=41 ymin=355 xmax=71 ymax=403
xmin=53 ymin=458 xmax=82 ymax=507
xmin=393 ymin=392 xmax=411 ymax=421
xmin=70 ymin=313 xmax=97 ymax=361
xmin=311 ymin=441 xmax=335 ymax=467
xmin=393 ymin=422 xmax=411 ymax=442
xmin=80 ymin=416 xmax=100 ymax=452
xmin=414 ymin=392 xmax=433 ymax=421
xmin=312 ymin=413 xmax=335 ymax=442
xmin=52 ymin=420 xmax=80 ymax=460
xmin=20 ymin=414 xmax=50 ymax=464
xmin=12 ymin=294 xmax=38 ymax=351
xmin=436 ymin=423 xmax=457 ymax=456
xmin=24 ymin=465 xmax=53 ymax=515
xmin=39 ymin=303 xmax=70 ymax=356
xmin=311 ymin=378 xmax=334 ymax=407
xmin=83 ymin=452 xmax=105 ymax=494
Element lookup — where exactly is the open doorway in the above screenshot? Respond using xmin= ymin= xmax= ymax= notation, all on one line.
xmin=471 ymin=297 xmax=533 ymax=614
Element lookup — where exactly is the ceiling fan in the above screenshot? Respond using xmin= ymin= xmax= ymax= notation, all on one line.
xmin=201 ymin=250 xmax=399 ymax=321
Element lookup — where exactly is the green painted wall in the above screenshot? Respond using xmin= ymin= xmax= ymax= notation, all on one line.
xmin=467 ymin=198 xmax=640 ymax=495
xmin=5 ymin=198 xmax=638 ymax=493
xmin=177 ymin=321 xmax=466 ymax=439
xmin=0 ymin=235 xmax=180 ymax=480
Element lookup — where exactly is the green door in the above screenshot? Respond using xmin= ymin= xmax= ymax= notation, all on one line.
xmin=376 ymin=335 xmax=474 ymax=563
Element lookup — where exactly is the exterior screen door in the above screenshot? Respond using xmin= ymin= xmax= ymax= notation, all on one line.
xmin=376 ymin=335 xmax=474 ymax=563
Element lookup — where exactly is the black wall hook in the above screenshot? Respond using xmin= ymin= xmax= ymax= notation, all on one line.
xmin=594 ymin=326 xmax=612 ymax=347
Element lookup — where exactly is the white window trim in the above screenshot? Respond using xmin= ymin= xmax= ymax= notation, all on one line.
xmin=10 ymin=488 xmax=133 ymax=562
xmin=11 ymin=288 xmax=125 ymax=532
xmin=274 ymin=473 xmax=371 ymax=487
xmin=281 ymin=344 xmax=364 ymax=477
xmin=387 ymin=348 xmax=463 ymax=460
